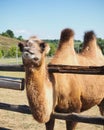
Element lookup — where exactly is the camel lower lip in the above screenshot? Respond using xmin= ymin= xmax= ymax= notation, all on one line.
xmin=32 ymin=59 xmax=40 ymax=66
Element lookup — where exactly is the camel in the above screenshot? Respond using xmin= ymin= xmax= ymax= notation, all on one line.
xmin=18 ymin=36 xmax=55 ymax=129
xmin=18 ymin=28 xmax=104 ymax=130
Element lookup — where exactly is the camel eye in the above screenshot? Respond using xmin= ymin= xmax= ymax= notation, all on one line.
xmin=40 ymin=42 xmax=46 ymax=52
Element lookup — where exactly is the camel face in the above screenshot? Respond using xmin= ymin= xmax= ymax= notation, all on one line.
xmin=18 ymin=36 xmax=50 ymax=67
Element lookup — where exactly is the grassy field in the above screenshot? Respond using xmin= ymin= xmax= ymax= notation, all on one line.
xmin=0 ymin=35 xmax=20 ymax=50
xmin=0 ymin=58 xmax=103 ymax=130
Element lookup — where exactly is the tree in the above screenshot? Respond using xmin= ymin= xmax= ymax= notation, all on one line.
xmin=17 ymin=35 xmax=23 ymax=41
xmin=1 ymin=32 xmax=9 ymax=37
xmin=1 ymin=29 xmax=14 ymax=38
xmin=6 ymin=29 xmax=14 ymax=38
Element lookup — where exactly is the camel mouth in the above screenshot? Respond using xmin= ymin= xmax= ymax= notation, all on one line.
xmin=22 ymin=51 xmax=41 ymax=67
xmin=22 ymin=51 xmax=35 ymax=60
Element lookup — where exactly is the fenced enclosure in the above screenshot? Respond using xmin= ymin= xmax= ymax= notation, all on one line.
xmin=0 ymin=64 xmax=104 ymax=129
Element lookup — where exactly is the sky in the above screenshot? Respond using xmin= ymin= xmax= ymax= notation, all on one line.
xmin=0 ymin=0 xmax=104 ymax=40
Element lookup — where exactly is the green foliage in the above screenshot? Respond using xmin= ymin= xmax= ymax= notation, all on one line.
xmin=48 ymin=43 xmax=57 ymax=56
xmin=2 ymin=29 xmax=14 ymax=38
xmin=6 ymin=30 xmax=14 ymax=38
xmin=17 ymin=36 xmax=23 ymax=41
xmin=1 ymin=29 xmax=24 ymax=41
xmin=97 ymin=38 xmax=104 ymax=54
xmin=74 ymin=40 xmax=82 ymax=53
xmin=1 ymin=32 xmax=10 ymax=37
xmin=0 ymin=50 xmax=2 ymax=58
xmin=0 ymin=46 xmax=22 ymax=58
xmin=5 ymin=46 xmax=16 ymax=57
xmin=44 ymin=39 xmax=58 ymax=56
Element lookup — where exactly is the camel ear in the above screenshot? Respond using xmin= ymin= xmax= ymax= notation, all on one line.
xmin=45 ymin=43 xmax=50 ymax=54
xmin=18 ymin=42 xmax=24 ymax=52
xmin=40 ymin=42 xmax=50 ymax=54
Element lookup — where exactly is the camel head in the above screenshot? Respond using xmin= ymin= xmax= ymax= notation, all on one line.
xmin=18 ymin=36 xmax=50 ymax=67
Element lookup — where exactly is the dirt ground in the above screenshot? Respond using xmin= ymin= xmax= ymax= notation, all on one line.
xmin=0 ymin=88 xmax=103 ymax=130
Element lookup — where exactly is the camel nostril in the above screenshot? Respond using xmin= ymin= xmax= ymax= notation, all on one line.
xmin=34 ymin=57 xmax=39 ymax=61
xmin=24 ymin=52 xmax=29 ymax=57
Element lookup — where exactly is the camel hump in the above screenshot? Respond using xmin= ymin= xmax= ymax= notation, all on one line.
xmin=80 ymin=30 xmax=104 ymax=58
xmin=84 ymin=31 xmax=96 ymax=44
xmin=60 ymin=28 xmax=74 ymax=43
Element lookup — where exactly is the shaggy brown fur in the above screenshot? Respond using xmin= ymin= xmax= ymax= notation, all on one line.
xmin=83 ymin=31 xmax=96 ymax=45
xmin=79 ymin=31 xmax=103 ymax=63
xmin=82 ymin=31 xmax=97 ymax=57
xmin=59 ymin=28 xmax=74 ymax=48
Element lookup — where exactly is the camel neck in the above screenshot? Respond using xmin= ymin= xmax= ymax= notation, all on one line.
xmin=25 ymin=58 xmax=53 ymax=123
xmin=25 ymin=59 xmax=48 ymax=89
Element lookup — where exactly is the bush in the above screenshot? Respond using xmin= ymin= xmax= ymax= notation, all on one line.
xmin=0 ymin=46 xmax=22 ymax=58
xmin=0 ymin=50 xmax=2 ymax=58
xmin=48 ymin=43 xmax=57 ymax=56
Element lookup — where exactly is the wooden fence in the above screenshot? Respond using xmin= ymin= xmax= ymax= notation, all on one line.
xmin=0 ymin=64 xmax=104 ymax=74
xmin=0 ymin=76 xmax=25 ymax=90
xmin=0 ymin=64 xmax=104 ymax=125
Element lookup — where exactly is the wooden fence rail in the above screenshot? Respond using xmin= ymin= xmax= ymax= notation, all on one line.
xmin=52 ymin=112 xmax=104 ymax=125
xmin=0 ymin=64 xmax=104 ymax=75
xmin=0 ymin=64 xmax=24 ymax=72
xmin=0 ymin=76 xmax=25 ymax=90
xmin=48 ymin=64 xmax=104 ymax=75
xmin=0 ymin=102 xmax=104 ymax=125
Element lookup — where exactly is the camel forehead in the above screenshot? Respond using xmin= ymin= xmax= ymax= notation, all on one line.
xmin=26 ymin=36 xmax=42 ymax=47
xmin=29 ymin=37 xmax=42 ymax=43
